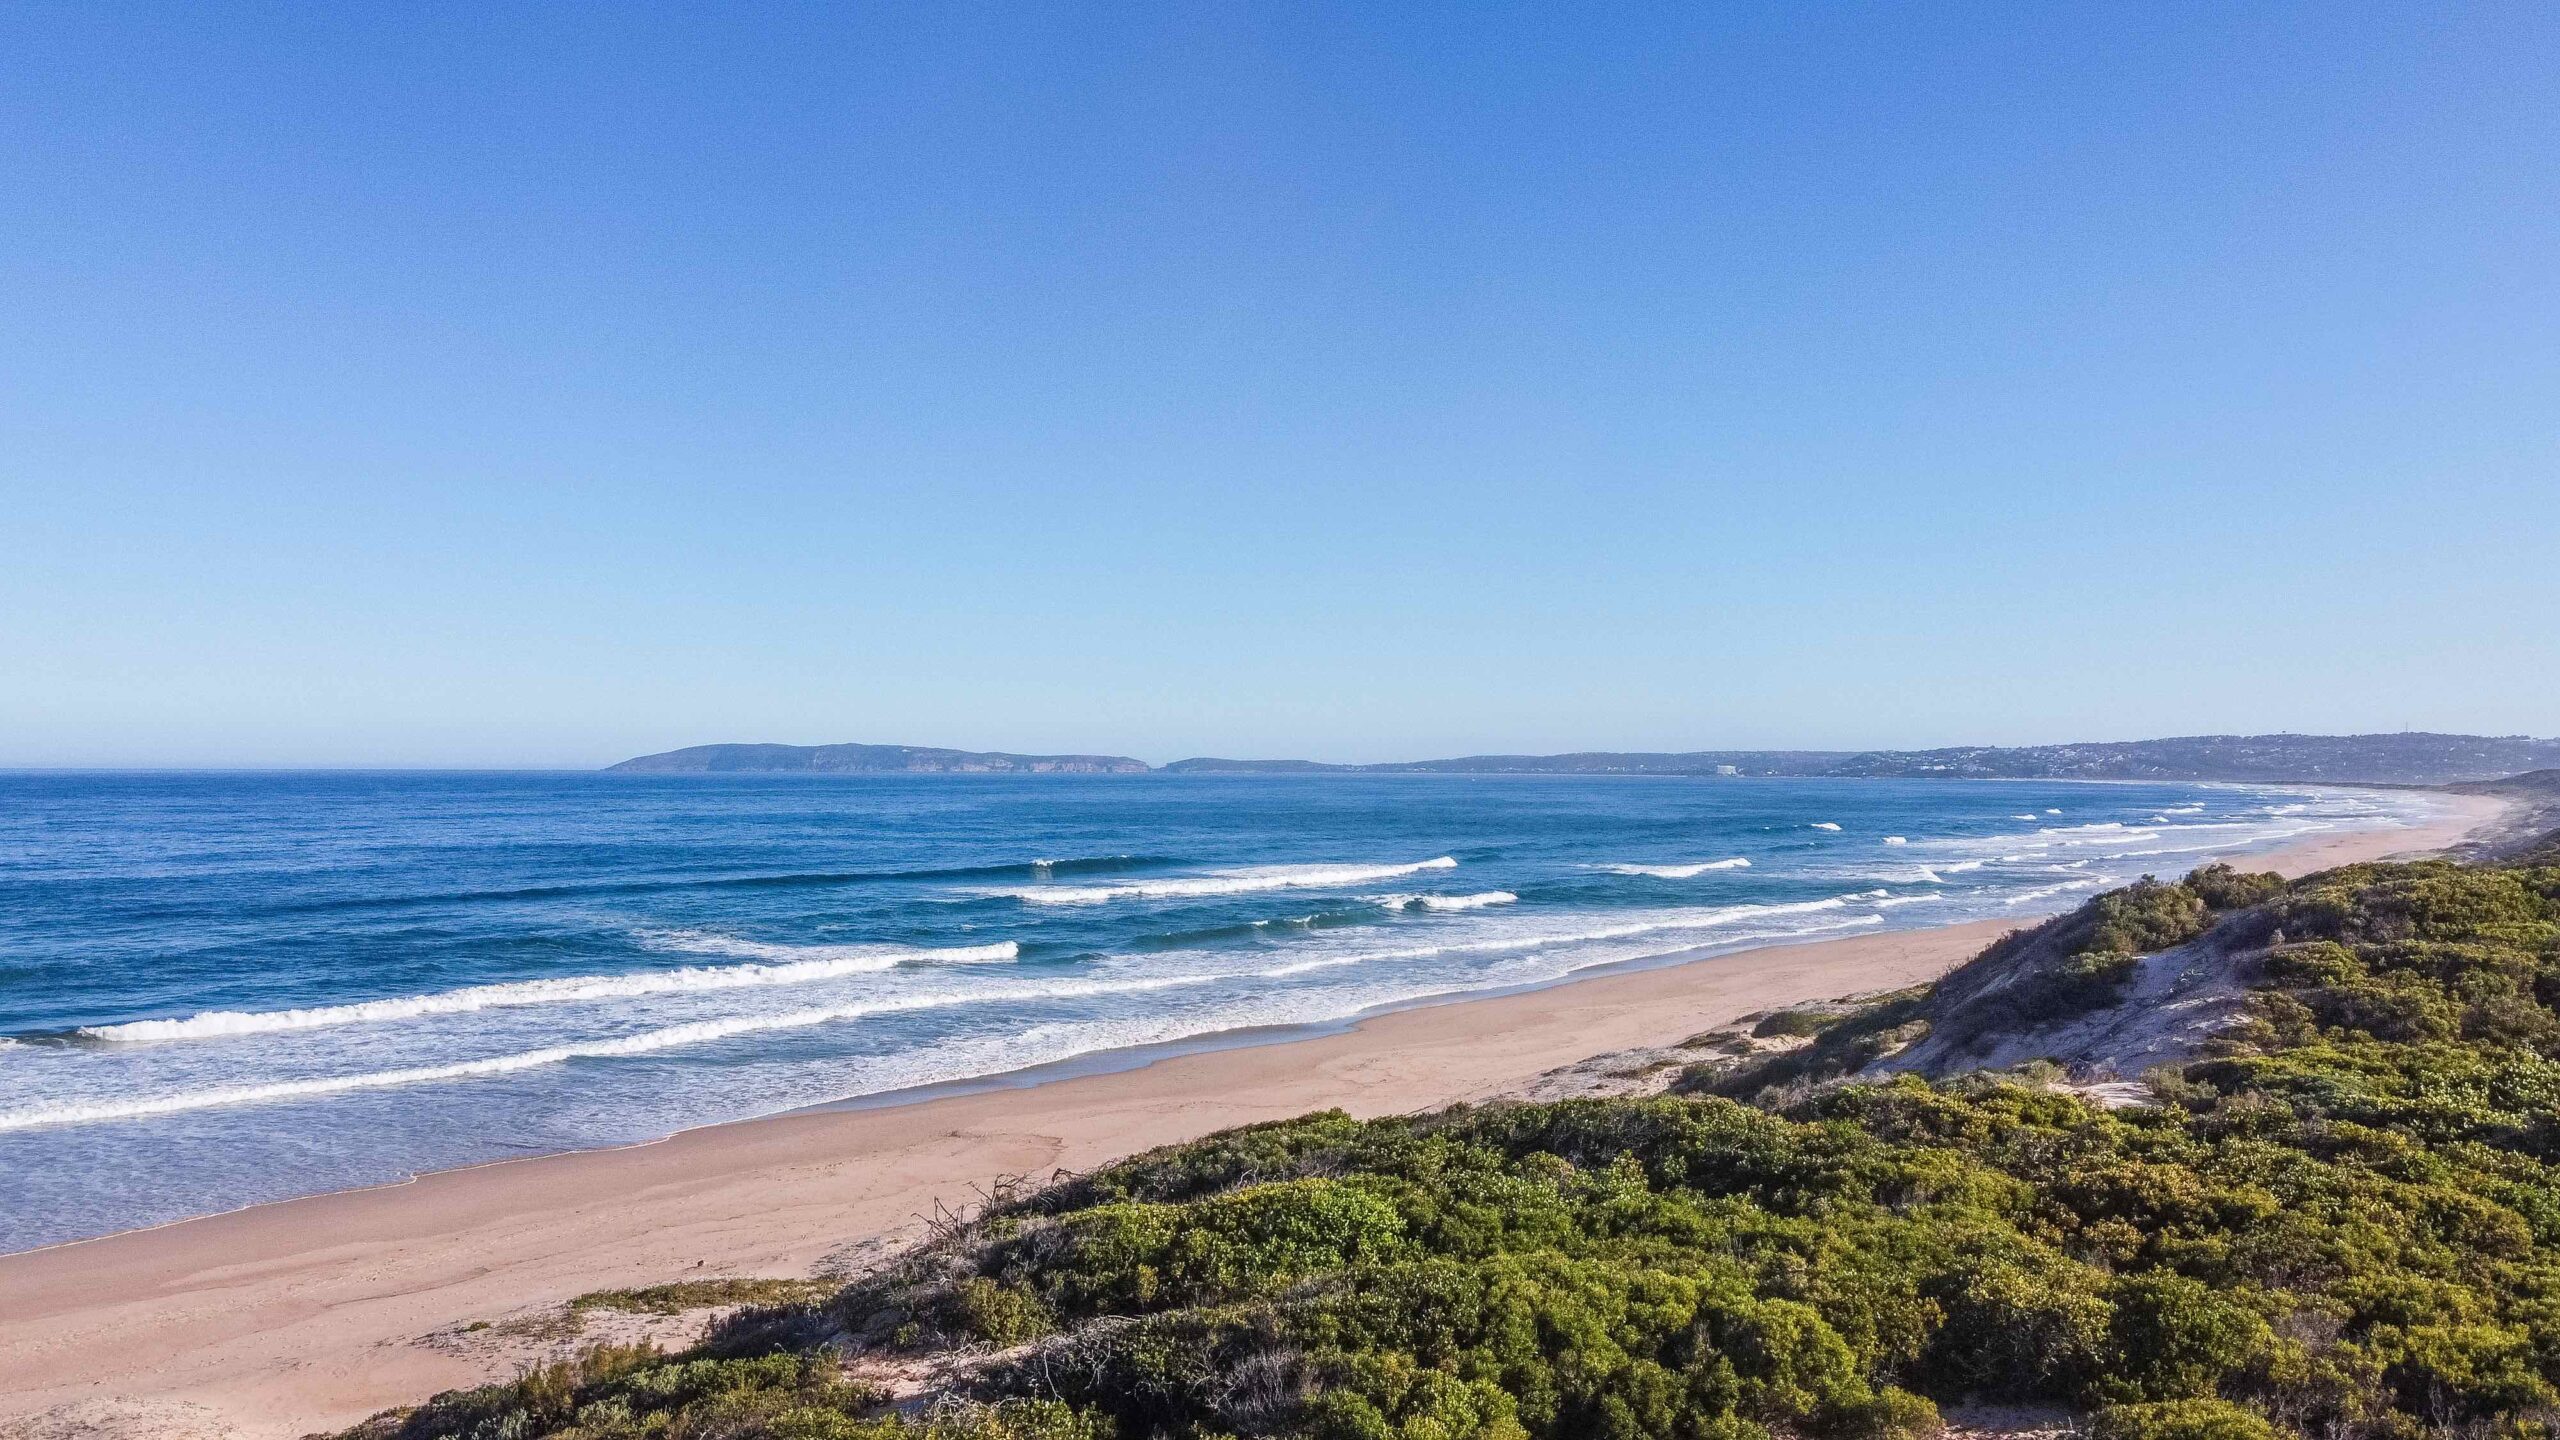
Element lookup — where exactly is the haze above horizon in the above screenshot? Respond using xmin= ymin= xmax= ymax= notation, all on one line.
xmin=5 ymin=4 xmax=2555 ymax=769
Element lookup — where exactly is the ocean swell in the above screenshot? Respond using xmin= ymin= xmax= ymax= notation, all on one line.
xmin=11 ymin=970 xmax=1216 ymax=1131
xmin=75 ymin=940 xmax=1022 ymax=1044
xmin=1598 ymin=858 xmax=1751 ymax=878
xmin=1001 ymin=857 xmax=1459 ymax=905
xmin=1371 ymin=891 xmax=1519 ymax=912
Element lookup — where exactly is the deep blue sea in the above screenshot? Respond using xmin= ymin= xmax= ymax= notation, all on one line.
xmin=0 ymin=771 xmax=2439 ymax=1251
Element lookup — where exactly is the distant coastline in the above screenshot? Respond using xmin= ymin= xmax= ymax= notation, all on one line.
xmin=611 ymin=730 xmax=2560 ymax=785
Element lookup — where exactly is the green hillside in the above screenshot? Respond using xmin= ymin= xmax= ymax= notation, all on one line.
xmin=353 ymin=831 xmax=2560 ymax=1440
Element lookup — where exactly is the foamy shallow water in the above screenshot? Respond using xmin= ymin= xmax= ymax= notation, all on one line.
xmin=0 ymin=771 xmax=2438 ymax=1250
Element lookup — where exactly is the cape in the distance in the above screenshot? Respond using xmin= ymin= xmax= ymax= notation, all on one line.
xmin=607 ymin=730 xmax=2560 ymax=786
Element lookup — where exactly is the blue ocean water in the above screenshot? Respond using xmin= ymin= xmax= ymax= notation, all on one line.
xmin=0 ymin=771 xmax=2437 ymax=1252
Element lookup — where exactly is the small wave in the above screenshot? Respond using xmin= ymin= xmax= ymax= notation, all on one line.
xmin=1827 ymin=863 xmax=1947 ymax=885
xmin=75 ymin=940 xmax=1021 ymax=1044
xmin=654 ymin=933 xmax=1019 ymax=966
xmin=1371 ymin=891 xmax=1518 ymax=912
xmin=8 ymin=971 xmax=1218 ymax=1132
xmin=1883 ymin=836 xmax=1907 ymax=846
xmin=1123 ymin=907 xmax=1385 ymax=952
xmin=1256 ymin=892 xmax=1893 ymax=978
xmin=1598 ymin=858 xmax=1751 ymax=878
xmin=154 ymin=855 xmax=1174 ymax=921
xmin=2012 ymin=814 xmax=2039 ymax=821
xmin=1810 ymin=822 xmax=1842 ymax=831
xmin=1001 ymin=857 xmax=1458 ymax=905
xmin=1941 ymin=859 xmax=1987 ymax=873
xmin=1951 ymin=821 xmax=2193 ymax=853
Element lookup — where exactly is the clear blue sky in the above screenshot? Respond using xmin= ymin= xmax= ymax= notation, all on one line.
xmin=4 ymin=3 xmax=2554 ymax=767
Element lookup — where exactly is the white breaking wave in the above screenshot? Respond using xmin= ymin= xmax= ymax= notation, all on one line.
xmin=1883 ymin=836 xmax=1908 ymax=846
xmin=1810 ymin=822 xmax=1842 ymax=831
xmin=0 ymin=888 xmax=1903 ymax=1133
xmin=1371 ymin=891 xmax=1518 ymax=912
xmin=75 ymin=940 xmax=1022 ymax=1045
xmin=1002 ymin=857 xmax=1458 ymax=905
xmin=655 ymin=933 xmax=1019 ymax=966
xmin=1598 ymin=858 xmax=1751 ymax=878
xmin=7 ymin=971 xmax=1214 ymax=1132
xmin=1850 ymin=864 xmax=1947 ymax=885
xmin=1257 ymin=892 xmax=1894 ymax=978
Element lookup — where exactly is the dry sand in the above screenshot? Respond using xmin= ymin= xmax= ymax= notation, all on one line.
xmin=0 ymin=792 xmax=2509 ymax=1438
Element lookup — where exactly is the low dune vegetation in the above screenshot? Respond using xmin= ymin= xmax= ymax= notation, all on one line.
xmin=354 ymin=836 xmax=2560 ymax=1440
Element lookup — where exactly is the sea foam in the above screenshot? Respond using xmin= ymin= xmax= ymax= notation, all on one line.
xmin=1001 ymin=856 xmax=1458 ymax=904
xmin=75 ymin=940 xmax=1022 ymax=1044
xmin=1599 ymin=858 xmax=1751 ymax=878
xmin=1371 ymin=891 xmax=1518 ymax=912
xmin=1255 ymin=892 xmax=1892 ymax=978
xmin=10 ymin=970 xmax=1214 ymax=1131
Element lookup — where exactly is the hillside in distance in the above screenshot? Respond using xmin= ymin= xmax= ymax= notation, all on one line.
xmin=606 ymin=743 xmax=1148 ymax=774
xmin=609 ymin=732 xmax=2560 ymax=785
xmin=1171 ymin=731 xmax=2560 ymax=784
xmin=1820 ymin=731 xmax=2560 ymax=783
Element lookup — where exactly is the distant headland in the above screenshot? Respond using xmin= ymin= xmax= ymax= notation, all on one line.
xmin=608 ymin=731 xmax=2560 ymax=785
xmin=604 ymin=743 xmax=1150 ymax=774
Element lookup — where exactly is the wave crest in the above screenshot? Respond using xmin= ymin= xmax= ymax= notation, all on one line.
xmin=1371 ymin=891 xmax=1518 ymax=912
xmin=1598 ymin=858 xmax=1750 ymax=878
xmin=1001 ymin=857 xmax=1458 ymax=905
xmin=12 ymin=970 xmax=1213 ymax=1132
xmin=74 ymin=940 xmax=1021 ymax=1045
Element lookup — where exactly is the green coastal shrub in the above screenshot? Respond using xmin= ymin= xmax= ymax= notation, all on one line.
xmin=2098 ymin=1273 xmax=2272 ymax=1402
xmin=2090 ymin=1398 xmax=2280 ymax=1440
xmin=940 ymin=1275 xmax=1056 ymax=1347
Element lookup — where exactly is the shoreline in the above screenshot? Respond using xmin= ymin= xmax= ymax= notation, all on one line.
xmin=0 ymin=792 xmax=2510 ymax=1438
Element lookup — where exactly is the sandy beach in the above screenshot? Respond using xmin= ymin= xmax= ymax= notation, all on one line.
xmin=0 ymin=793 xmax=2510 ymax=1439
